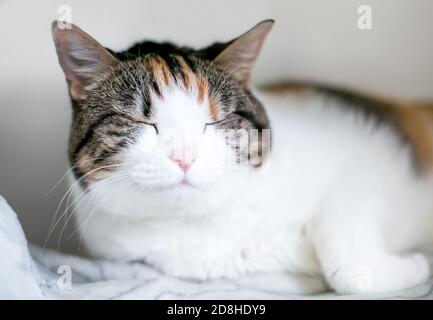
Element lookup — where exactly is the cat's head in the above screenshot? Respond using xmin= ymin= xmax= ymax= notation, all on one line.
xmin=52 ymin=20 xmax=273 ymax=215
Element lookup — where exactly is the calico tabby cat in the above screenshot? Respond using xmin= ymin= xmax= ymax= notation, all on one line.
xmin=52 ymin=19 xmax=433 ymax=294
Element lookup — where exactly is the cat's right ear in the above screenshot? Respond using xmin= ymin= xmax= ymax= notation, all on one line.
xmin=51 ymin=21 xmax=118 ymax=100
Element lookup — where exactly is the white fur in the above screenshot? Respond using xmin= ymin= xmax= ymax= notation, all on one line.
xmin=71 ymin=87 xmax=433 ymax=295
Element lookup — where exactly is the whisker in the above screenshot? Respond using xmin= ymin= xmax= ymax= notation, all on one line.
xmin=56 ymin=171 xmax=130 ymax=251
xmin=218 ymin=93 xmax=250 ymax=105
xmin=112 ymin=182 xmax=141 ymax=221
xmin=66 ymin=171 xmax=130 ymax=241
xmin=44 ymin=163 xmax=122 ymax=249
xmin=44 ymin=164 xmax=79 ymax=197
xmin=76 ymin=181 xmax=145 ymax=251
xmin=211 ymin=65 xmax=244 ymax=103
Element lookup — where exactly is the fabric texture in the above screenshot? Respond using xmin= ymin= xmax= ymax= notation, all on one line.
xmin=0 ymin=195 xmax=432 ymax=300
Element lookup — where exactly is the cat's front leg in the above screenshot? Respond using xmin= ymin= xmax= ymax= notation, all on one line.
xmin=308 ymin=197 xmax=430 ymax=295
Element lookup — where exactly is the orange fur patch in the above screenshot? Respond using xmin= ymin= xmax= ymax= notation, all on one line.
xmin=396 ymin=104 xmax=433 ymax=172
xmin=174 ymin=55 xmax=219 ymax=120
xmin=175 ymin=55 xmax=195 ymax=90
xmin=143 ymin=54 xmax=218 ymax=120
xmin=197 ymin=78 xmax=208 ymax=104
xmin=208 ymin=98 xmax=219 ymax=120
xmin=143 ymin=55 xmax=172 ymax=90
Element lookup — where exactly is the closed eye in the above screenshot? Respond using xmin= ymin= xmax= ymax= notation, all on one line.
xmin=135 ymin=119 xmax=159 ymax=134
xmin=203 ymin=119 xmax=226 ymax=133
xmin=114 ymin=112 xmax=159 ymax=134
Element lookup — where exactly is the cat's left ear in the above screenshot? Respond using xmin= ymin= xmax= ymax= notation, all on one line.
xmin=213 ymin=19 xmax=274 ymax=87
xmin=52 ymin=21 xmax=118 ymax=101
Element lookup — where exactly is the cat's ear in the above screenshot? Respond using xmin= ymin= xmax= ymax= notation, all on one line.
xmin=52 ymin=21 xmax=118 ymax=100
xmin=213 ymin=19 xmax=274 ymax=87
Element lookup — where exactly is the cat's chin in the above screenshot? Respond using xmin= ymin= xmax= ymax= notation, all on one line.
xmin=130 ymin=179 xmax=207 ymax=200
xmin=131 ymin=173 xmax=217 ymax=193
xmin=152 ymin=180 xmax=199 ymax=192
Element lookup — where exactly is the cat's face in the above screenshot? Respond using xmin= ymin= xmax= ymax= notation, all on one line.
xmin=52 ymin=20 xmax=273 ymax=215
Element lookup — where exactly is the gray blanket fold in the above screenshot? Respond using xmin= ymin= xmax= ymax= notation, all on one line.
xmin=1 ymin=195 xmax=432 ymax=300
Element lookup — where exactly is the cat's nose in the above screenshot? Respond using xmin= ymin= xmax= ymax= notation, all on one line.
xmin=173 ymin=160 xmax=192 ymax=172
xmin=169 ymin=149 xmax=196 ymax=172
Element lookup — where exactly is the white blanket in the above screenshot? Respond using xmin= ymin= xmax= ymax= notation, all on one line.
xmin=1 ymin=195 xmax=432 ymax=300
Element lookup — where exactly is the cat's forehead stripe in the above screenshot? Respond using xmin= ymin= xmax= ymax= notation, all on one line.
xmin=197 ymin=77 xmax=207 ymax=104
xmin=177 ymin=55 xmax=200 ymax=91
xmin=143 ymin=54 xmax=218 ymax=120
xmin=146 ymin=55 xmax=171 ymax=86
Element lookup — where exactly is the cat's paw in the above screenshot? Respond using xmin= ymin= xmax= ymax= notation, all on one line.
xmin=326 ymin=254 xmax=430 ymax=295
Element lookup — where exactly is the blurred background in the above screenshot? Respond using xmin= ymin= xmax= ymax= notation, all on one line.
xmin=0 ymin=0 xmax=432 ymax=254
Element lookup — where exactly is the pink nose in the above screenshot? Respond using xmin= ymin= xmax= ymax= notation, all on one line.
xmin=173 ymin=160 xmax=192 ymax=172
xmin=169 ymin=150 xmax=195 ymax=172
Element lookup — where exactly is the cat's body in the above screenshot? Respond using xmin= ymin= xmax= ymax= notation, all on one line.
xmin=72 ymin=87 xmax=433 ymax=294
xmin=52 ymin=20 xmax=433 ymax=294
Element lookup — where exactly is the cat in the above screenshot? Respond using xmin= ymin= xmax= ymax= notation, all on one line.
xmin=52 ymin=19 xmax=433 ymax=294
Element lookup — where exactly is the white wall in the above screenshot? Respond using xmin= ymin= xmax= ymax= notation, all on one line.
xmin=1 ymin=0 xmax=432 ymax=253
